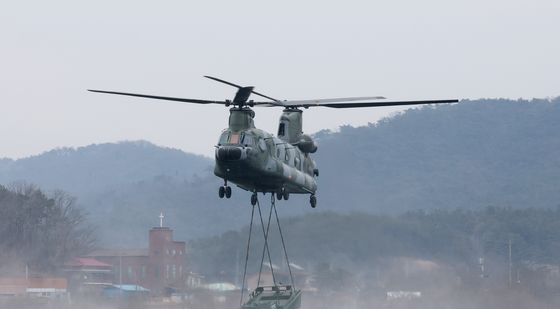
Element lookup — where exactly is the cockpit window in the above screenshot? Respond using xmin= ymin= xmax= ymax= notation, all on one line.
xmin=278 ymin=123 xmax=285 ymax=136
xmin=230 ymin=133 xmax=241 ymax=144
xmin=218 ymin=132 xmax=229 ymax=145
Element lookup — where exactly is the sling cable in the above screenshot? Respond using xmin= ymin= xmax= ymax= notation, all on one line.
xmin=239 ymin=194 xmax=301 ymax=309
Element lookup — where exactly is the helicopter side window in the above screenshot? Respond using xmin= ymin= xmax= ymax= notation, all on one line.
xmin=258 ymin=139 xmax=267 ymax=152
xmin=241 ymin=134 xmax=254 ymax=146
xmin=267 ymin=139 xmax=275 ymax=156
xmin=288 ymin=149 xmax=296 ymax=166
xmin=276 ymin=145 xmax=286 ymax=160
xmin=278 ymin=123 xmax=285 ymax=136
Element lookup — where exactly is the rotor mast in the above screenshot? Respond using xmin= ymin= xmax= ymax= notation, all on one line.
xmin=229 ymin=107 xmax=256 ymax=131
xmin=204 ymin=75 xmax=281 ymax=108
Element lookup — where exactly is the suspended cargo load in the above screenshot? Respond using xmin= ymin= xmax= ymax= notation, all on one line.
xmin=241 ymin=285 xmax=301 ymax=309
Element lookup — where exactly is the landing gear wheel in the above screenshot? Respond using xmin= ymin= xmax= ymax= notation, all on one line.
xmin=282 ymin=189 xmax=290 ymax=201
xmin=218 ymin=186 xmax=225 ymax=198
xmin=276 ymin=191 xmax=283 ymax=200
xmin=251 ymin=193 xmax=258 ymax=206
xmin=225 ymin=186 xmax=232 ymax=198
xmin=310 ymin=195 xmax=317 ymax=208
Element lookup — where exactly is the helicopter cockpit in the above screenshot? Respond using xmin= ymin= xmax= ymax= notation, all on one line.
xmin=218 ymin=131 xmax=256 ymax=147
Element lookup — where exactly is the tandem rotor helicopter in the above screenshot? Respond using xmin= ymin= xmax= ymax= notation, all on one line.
xmin=89 ymin=76 xmax=457 ymax=208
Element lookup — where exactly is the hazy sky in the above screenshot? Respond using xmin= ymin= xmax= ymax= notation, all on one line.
xmin=1 ymin=0 xmax=558 ymax=158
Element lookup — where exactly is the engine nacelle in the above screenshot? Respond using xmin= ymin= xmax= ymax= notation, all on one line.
xmin=297 ymin=134 xmax=318 ymax=153
xmin=215 ymin=145 xmax=248 ymax=161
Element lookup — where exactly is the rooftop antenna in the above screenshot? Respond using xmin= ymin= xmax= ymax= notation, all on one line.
xmin=159 ymin=211 xmax=164 ymax=228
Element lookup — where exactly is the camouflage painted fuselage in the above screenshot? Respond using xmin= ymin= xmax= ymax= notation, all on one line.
xmin=214 ymin=108 xmax=317 ymax=194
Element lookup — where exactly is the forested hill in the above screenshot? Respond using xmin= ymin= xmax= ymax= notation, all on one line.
xmin=0 ymin=98 xmax=559 ymax=245
xmin=0 ymin=141 xmax=212 ymax=195
xmin=315 ymin=98 xmax=560 ymax=213
xmin=189 ymin=207 xmax=560 ymax=280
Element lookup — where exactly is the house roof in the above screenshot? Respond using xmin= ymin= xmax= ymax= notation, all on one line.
xmin=87 ymin=248 xmax=149 ymax=257
xmin=0 ymin=277 xmax=67 ymax=290
xmin=107 ymin=284 xmax=149 ymax=292
xmin=0 ymin=278 xmax=27 ymax=295
xmin=65 ymin=257 xmax=112 ymax=268
xmin=203 ymin=282 xmax=239 ymax=292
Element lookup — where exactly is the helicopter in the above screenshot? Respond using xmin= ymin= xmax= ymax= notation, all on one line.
xmin=89 ymin=76 xmax=458 ymax=208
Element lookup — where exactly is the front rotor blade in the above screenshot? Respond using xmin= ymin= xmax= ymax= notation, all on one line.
xmin=88 ymin=89 xmax=227 ymax=105
xmin=204 ymin=75 xmax=281 ymax=103
xmin=204 ymin=75 xmax=244 ymax=89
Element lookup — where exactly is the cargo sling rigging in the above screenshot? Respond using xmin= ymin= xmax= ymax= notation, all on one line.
xmin=240 ymin=194 xmax=295 ymax=305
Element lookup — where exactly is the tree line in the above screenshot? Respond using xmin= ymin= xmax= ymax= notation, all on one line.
xmin=189 ymin=206 xmax=560 ymax=281
xmin=0 ymin=184 xmax=96 ymax=274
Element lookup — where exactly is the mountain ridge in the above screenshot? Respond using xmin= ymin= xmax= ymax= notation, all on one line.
xmin=0 ymin=140 xmax=212 ymax=195
xmin=1 ymin=98 xmax=559 ymax=245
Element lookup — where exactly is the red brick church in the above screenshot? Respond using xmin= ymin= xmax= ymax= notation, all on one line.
xmin=85 ymin=213 xmax=186 ymax=295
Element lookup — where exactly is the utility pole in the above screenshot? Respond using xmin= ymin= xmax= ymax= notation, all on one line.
xmin=119 ymin=253 xmax=123 ymax=299
xmin=479 ymin=257 xmax=485 ymax=278
xmin=235 ymin=248 xmax=240 ymax=287
xmin=508 ymin=238 xmax=512 ymax=288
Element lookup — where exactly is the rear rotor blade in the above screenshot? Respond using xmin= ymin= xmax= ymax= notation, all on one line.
xmin=88 ymin=89 xmax=227 ymax=105
xmin=320 ymin=99 xmax=459 ymax=108
xmin=282 ymin=96 xmax=386 ymax=106
xmin=282 ymin=99 xmax=459 ymax=108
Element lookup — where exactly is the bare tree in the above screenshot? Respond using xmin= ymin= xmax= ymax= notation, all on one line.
xmin=0 ymin=183 xmax=97 ymax=274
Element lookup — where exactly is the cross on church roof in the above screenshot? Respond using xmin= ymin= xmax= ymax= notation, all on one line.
xmin=159 ymin=212 xmax=164 ymax=228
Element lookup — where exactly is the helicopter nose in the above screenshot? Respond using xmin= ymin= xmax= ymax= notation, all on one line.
xmin=215 ymin=145 xmax=248 ymax=161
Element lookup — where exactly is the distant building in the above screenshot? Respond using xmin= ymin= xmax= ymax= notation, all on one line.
xmin=64 ymin=257 xmax=113 ymax=284
xmin=0 ymin=277 xmax=68 ymax=299
xmin=63 ymin=257 xmax=113 ymax=295
xmin=102 ymin=284 xmax=150 ymax=299
xmin=86 ymin=213 xmax=186 ymax=295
